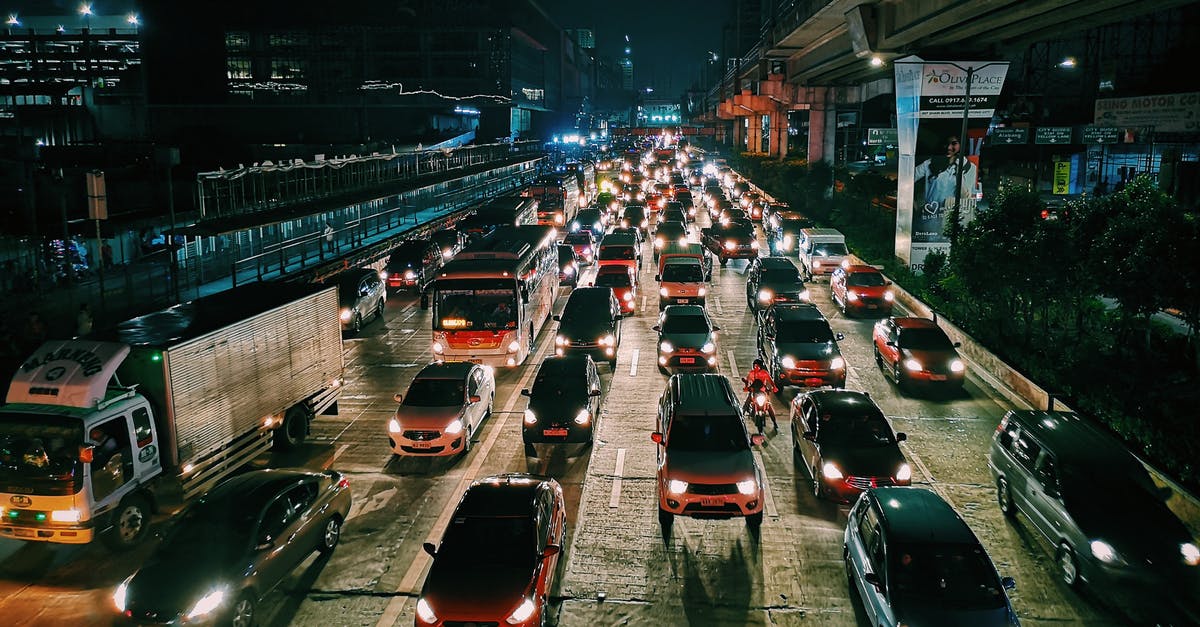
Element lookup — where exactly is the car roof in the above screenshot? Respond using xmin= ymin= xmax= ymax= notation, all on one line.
xmin=596 ymin=264 xmax=633 ymax=276
xmin=869 ymin=487 xmax=978 ymax=545
xmin=1004 ymin=411 xmax=1142 ymax=470
xmin=336 ymin=269 xmax=376 ymax=286
xmin=668 ymin=373 xmax=739 ymax=413
xmin=806 ymin=389 xmax=883 ymax=417
xmin=892 ymin=317 xmax=940 ymax=330
xmin=415 ymin=361 xmax=476 ymax=380
xmin=456 ymin=474 xmax=551 ymax=517
xmin=602 ymin=233 xmax=638 ymax=244
xmin=772 ymin=303 xmax=826 ymax=321
xmin=203 ymin=469 xmax=322 ymax=515
xmin=567 ymin=286 xmax=613 ymax=302
xmin=536 ymin=354 xmax=593 ymax=376
xmin=844 ymin=264 xmax=882 ymax=274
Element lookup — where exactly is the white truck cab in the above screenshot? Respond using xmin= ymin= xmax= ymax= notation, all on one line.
xmin=798 ymin=227 xmax=849 ymax=279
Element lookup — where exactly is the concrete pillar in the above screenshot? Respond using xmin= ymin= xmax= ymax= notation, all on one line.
xmin=748 ymin=115 xmax=763 ymax=154
xmin=808 ymin=106 xmax=826 ymax=164
xmin=823 ymin=105 xmax=837 ymax=165
xmin=733 ymin=117 xmax=746 ymax=151
xmin=771 ymin=110 xmax=788 ymax=159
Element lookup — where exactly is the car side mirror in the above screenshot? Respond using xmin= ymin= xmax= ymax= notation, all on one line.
xmin=896 ymin=432 xmax=907 ymax=442
xmin=553 ymin=315 xmax=561 ymax=321
xmin=542 ymin=544 xmax=561 ymax=558
xmin=885 ymin=341 xmax=896 ymax=347
xmin=654 ymin=275 xmax=661 ymax=281
xmin=885 ymin=280 xmax=893 ymax=286
xmin=835 ymin=332 xmax=845 ymax=341
xmin=864 ymin=572 xmax=885 ymax=593
xmin=650 ymin=432 xmax=663 ymax=444
xmin=590 ymin=389 xmax=602 ymax=397
xmin=803 ymin=432 xmax=817 ymax=442
xmin=422 ymin=542 xmax=437 ymax=557
xmin=393 ymin=393 xmax=403 ymax=404
xmin=469 ymin=395 xmax=481 ymax=404
xmin=712 ymin=325 xmax=721 ymax=331
xmin=652 ymin=325 xmax=661 ymax=331
xmin=520 ymin=389 xmax=531 ymax=397
xmin=953 ymin=341 xmax=962 ymax=348
xmin=750 ymin=433 xmax=766 ymax=446
xmin=1002 ymin=576 xmax=1016 ymax=591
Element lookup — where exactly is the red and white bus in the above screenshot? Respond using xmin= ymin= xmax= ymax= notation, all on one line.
xmin=528 ymin=175 xmax=581 ymax=228
xmin=431 ymin=225 xmax=559 ymax=367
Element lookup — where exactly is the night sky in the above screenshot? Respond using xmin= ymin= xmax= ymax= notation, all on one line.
xmin=540 ymin=0 xmax=734 ymax=97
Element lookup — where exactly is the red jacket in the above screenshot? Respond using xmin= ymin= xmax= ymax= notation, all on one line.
xmin=744 ymin=367 xmax=776 ymax=392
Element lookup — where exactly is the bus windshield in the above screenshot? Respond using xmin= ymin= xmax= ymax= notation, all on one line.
xmin=434 ymin=279 xmax=519 ymax=331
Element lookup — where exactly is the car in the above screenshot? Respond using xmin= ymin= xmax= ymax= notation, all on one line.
xmin=710 ymin=198 xmax=735 ymax=220
xmin=384 ymin=239 xmax=443 ymax=293
xmin=557 ymin=244 xmax=580 ymax=287
xmin=609 ymin=225 xmax=645 ymax=246
xmin=845 ymin=487 xmax=1020 ymax=627
xmin=387 ymin=361 xmax=496 ymax=456
xmin=334 ymin=268 xmax=386 ymax=333
xmin=745 ymin=256 xmax=809 ymax=311
xmin=571 ymin=208 xmax=607 ymax=235
xmin=563 ymin=231 xmax=597 ymax=265
xmin=765 ymin=209 xmax=813 ymax=255
xmin=792 ymin=389 xmax=910 ymax=501
xmin=653 ymin=374 xmax=766 ymax=529
xmin=831 ymin=265 xmax=895 ymax=316
xmin=595 ymin=264 xmax=638 ymax=316
xmin=431 ymin=230 xmax=468 ymax=261
xmin=621 ymin=204 xmax=650 ymax=234
xmin=661 ymin=205 xmax=689 ymax=225
xmin=700 ymin=223 xmax=759 ymax=266
xmin=521 ymin=355 xmax=603 ymax=455
xmin=873 ymin=317 xmax=965 ymax=391
xmin=656 ymin=258 xmax=707 ymax=310
xmin=598 ymin=231 xmax=641 ymax=273
xmin=758 ymin=304 xmax=847 ymax=388
xmin=652 ymin=220 xmax=689 ymax=259
xmin=719 ymin=208 xmax=749 ymax=226
xmin=989 ymin=410 xmax=1200 ymax=623
xmin=554 ymin=286 xmax=623 ymax=366
xmin=113 ymin=469 xmax=352 ymax=626
xmin=654 ymin=305 xmax=719 ymax=373
xmin=415 ymin=474 xmax=566 ymax=627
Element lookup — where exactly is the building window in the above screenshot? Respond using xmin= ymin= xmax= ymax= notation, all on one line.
xmin=227 ymin=57 xmax=251 ymax=80
xmin=271 ymin=58 xmax=306 ymax=80
xmin=225 ymin=32 xmax=249 ymax=51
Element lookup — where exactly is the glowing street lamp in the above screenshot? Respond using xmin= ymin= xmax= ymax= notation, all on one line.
xmin=5 ymin=14 xmax=19 ymax=26
xmin=127 ymin=13 xmax=140 ymax=26
xmin=79 ymin=3 xmax=93 ymax=17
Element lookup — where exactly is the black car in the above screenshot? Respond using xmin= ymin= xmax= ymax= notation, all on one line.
xmin=554 ymin=286 xmax=623 ymax=366
xmin=701 ymin=223 xmax=759 ymax=266
xmin=791 ymin=389 xmax=910 ymax=502
xmin=385 ymin=239 xmax=442 ymax=293
xmin=557 ymin=245 xmax=580 ymax=287
xmin=661 ymin=206 xmax=689 ymax=225
xmin=609 ymin=225 xmax=645 ymax=246
xmin=621 ymin=205 xmax=650 ymax=234
xmin=652 ymin=221 xmax=689 ymax=259
xmin=521 ymin=355 xmax=603 ymax=456
xmin=746 ymin=256 xmax=809 ymax=311
xmin=758 ymin=303 xmax=847 ymax=389
xmin=431 ymin=230 xmax=468 ymax=261
xmin=571 ymin=208 xmax=607 ymax=235
xmin=114 ymin=469 xmax=352 ymax=626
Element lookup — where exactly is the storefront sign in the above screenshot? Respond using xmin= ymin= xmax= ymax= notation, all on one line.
xmin=1094 ymin=92 xmax=1200 ymax=133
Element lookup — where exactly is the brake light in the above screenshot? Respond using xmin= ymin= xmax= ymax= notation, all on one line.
xmin=337 ymin=476 xmax=350 ymax=489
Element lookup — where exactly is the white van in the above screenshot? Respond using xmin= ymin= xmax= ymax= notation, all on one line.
xmin=798 ymin=228 xmax=848 ymax=278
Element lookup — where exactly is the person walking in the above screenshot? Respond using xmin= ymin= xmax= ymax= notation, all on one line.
xmin=324 ymin=222 xmax=336 ymax=253
xmin=76 ymin=304 xmax=94 ymax=337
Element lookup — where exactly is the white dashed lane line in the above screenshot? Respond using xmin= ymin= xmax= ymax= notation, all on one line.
xmin=609 ymin=448 xmax=627 ymax=509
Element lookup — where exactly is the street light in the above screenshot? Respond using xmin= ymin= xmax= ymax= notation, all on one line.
xmin=5 ymin=14 xmax=18 ymax=26
xmin=127 ymin=13 xmax=140 ymax=26
xmin=78 ymin=3 xmax=93 ymax=17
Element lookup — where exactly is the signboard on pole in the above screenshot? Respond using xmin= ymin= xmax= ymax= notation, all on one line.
xmin=867 ymin=128 xmax=898 ymax=145
xmin=1035 ymin=127 xmax=1073 ymax=144
xmin=990 ymin=127 xmax=1028 ymax=145
xmin=916 ymin=62 xmax=1009 ymax=119
xmin=1052 ymin=161 xmax=1071 ymax=195
xmin=1081 ymin=126 xmax=1121 ymax=144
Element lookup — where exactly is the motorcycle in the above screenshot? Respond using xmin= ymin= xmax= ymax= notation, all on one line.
xmin=742 ymin=378 xmax=772 ymax=434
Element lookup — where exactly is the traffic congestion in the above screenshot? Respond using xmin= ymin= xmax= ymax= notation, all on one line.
xmin=0 ymin=137 xmax=1196 ymax=627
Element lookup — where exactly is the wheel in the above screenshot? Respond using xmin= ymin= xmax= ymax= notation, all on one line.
xmin=272 ymin=406 xmax=309 ymax=451
xmin=228 ymin=592 xmax=256 ymax=627
xmin=1057 ymin=544 xmax=1080 ymax=587
xmin=376 ymin=298 xmax=385 ymax=321
xmin=658 ymin=508 xmax=674 ymax=527
xmin=484 ymin=393 xmax=495 ymax=419
xmin=317 ymin=516 xmax=342 ymax=554
xmin=462 ymin=423 xmax=473 ymax=453
xmin=813 ymin=466 xmax=826 ymax=500
xmin=609 ymin=355 xmax=618 ymax=368
xmin=874 ymin=345 xmax=883 ymax=368
xmin=102 ymin=495 xmax=151 ymax=551
xmin=719 ymin=256 xmax=728 ymax=267
xmin=352 ymin=313 xmax=362 ymax=334
xmin=892 ymin=361 xmax=903 ymax=386
xmin=997 ymin=477 xmax=1016 ymax=518
xmin=746 ymin=512 xmax=763 ymax=529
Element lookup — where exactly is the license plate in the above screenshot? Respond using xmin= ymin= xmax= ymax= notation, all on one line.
xmin=867 ymin=304 xmax=878 ymax=309
xmin=929 ymin=374 xmax=947 ymax=381
xmin=469 ymin=359 xmax=483 ymax=364
xmin=543 ymin=428 xmax=569 ymax=437
xmin=412 ymin=441 xmax=432 ymax=448
xmin=679 ymin=357 xmax=695 ymax=364
xmin=700 ymin=497 xmax=723 ymax=507
xmin=676 ymin=298 xmax=688 ymax=303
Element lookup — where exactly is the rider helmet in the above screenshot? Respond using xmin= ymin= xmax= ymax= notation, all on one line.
xmin=753 ymin=358 xmax=765 ymax=369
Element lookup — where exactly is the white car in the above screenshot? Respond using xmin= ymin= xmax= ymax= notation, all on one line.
xmin=388 ymin=361 xmax=495 ymax=456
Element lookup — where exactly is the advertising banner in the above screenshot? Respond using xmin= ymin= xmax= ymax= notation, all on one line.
xmin=1094 ymin=92 xmax=1200 ymax=133
xmin=895 ymin=57 xmax=1008 ymax=272
xmin=1053 ymin=162 xmax=1071 ymax=195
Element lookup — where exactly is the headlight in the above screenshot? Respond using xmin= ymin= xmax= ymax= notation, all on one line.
xmin=697 ymin=286 xmax=706 ymax=296
xmin=508 ymin=340 xmax=521 ymax=352
xmin=884 ymin=291 xmax=895 ymax=302
xmin=701 ymin=342 xmax=715 ymax=354
xmin=404 ymin=270 xmax=416 ymax=280
xmin=339 ymin=308 xmax=353 ymax=322
xmin=724 ymin=241 xmax=735 ymax=250
xmin=781 ymin=356 xmax=796 ymax=369
xmin=822 ymin=462 xmax=844 ymax=480
xmin=416 ymin=598 xmax=438 ymax=623
xmin=388 ymin=418 xmax=402 ymax=433
xmin=896 ymin=464 xmax=913 ymax=482
xmin=432 ymin=341 xmax=444 ymax=354
xmin=750 ymin=241 xmax=759 ymax=249
xmin=442 ymin=248 xmax=453 ymax=258
xmin=187 ymin=588 xmax=227 ymax=620
xmin=523 ymin=410 xmax=537 ymax=425
xmin=679 ymin=237 xmax=689 ymax=246
xmin=444 ymin=419 xmax=464 ymax=435
xmin=830 ymin=356 xmax=845 ymax=370
xmin=574 ymin=409 xmax=591 ymax=424
xmin=113 ymin=575 xmax=133 ymax=612
xmin=758 ymin=290 xmax=772 ymax=302
xmin=1182 ymin=542 xmax=1200 ymax=566
xmin=379 ymin=271 xmax=389 ymax=280
xmin=799 ymin=289 xmax=811 ymax=302
xmin=841 ymin=259 xmax=850 ymax=269
xmin=555 ymin=335 xmax=566 ymax=347
xmin=782 ymin=235 xmax=793 ymax=249
xmin=554 ymin=214 xmax=565 ymax=225
xmin=601 ymin=334 xmax=616 ymax=346
xmin=641 ymin=219 xmax=649 ymax=228
xmin=623 ymin=291 xmax=634 ymax=302
xmin=904 ymin=358 xmax=923 ymax=372
xmin=506 ymin=598 xmax=536 ymax=625
xmin=660 ymin=287 xmax=669 ymax=297
xmin=736 ymin=479 xmax=757 ymax=495
xmin=813 ymin=260 xmax=821 ymax=268
xmin=659 ymin=341 xmax=674 ymax=353
xmin=563 ymin=266 xmax=574 ymax=275
xmin=50 ymin=509 xmax=81 ymax=522
xmin=949 ymin=359 xmax=965 ymax=373
xmin=668 ymin=479 xmax=688 ymax=495
xmin=1091 ymin=540 xmax=1120 ymax=563
xmin=655 ymin=237 xmax=665 ymax=248
xmin=571 ymin=221 xmax=580 ymax=231
xmin=846 ymin=291 xmax=859 ymax=301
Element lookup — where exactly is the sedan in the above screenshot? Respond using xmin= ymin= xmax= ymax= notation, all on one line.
xmin=873 ymin=317 xmax=965 ymax=392
xmin=791 ymin=389 xmax=911 ymax=502
xmin=655 ymin=305 xmax=720 ymax=373
xmin=114 ymin=469 xmax=352 ymax=626
xmin=652 ymin=221 xmax=689 ymax=259
xmin=595 ymin=265 xmax=638 ymax=316
xmin=521 ymin=355 xmax=603 ymax=456
xmin=831 ymin=265 xmax=894 ymax=317
xmin=388 ymin=361 xmax=495 ymax=456
xmin=334 ymin=268 xmax=386 ymax=334
xmin=563 ymin=231 xmax=597 ymax=266
xmin=571 ymin=208 xmax=607 ymax=236
xmin=416 ymin=474 xmax=566 ymax=627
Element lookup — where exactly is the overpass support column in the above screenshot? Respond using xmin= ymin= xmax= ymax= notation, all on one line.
xmin=733 ymin=116 xmax=746 ymax=151
xmin=771 ymin=110 xmax=788 ymax=159
xmin=808 ymin=103 xmax=837 ymax=164
xmin=747 ymin=115 xmax=763 ymax=154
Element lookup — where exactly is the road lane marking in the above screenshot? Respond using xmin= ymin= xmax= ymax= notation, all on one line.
xmin=629 ymin=348 xmax=639 ymax=377
xmin=322 ymin=443 xmax=351 ymax=470
xmin=375 ymin=334 xmax=549 ymax=627
xmin=712 ymin=296 xmax=724 ymax=316
xmin=726 ymin=350 xmax=740 ymax=379
xmin=610 ymin=448 xmax=626 ymax=509
xmin=752 ymin=450 xmax=779 ymax=518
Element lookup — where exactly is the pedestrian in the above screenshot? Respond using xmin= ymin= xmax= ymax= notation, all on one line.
xmin=101 ymin=241 xmax=114 ymax=268
xmin=324 ymin=222 xmax=336 ymax=253
xmin=76 ymin=304 xmax=94 ymax=337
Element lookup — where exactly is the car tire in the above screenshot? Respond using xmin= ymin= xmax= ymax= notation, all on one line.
xmin=462 ymin=423 xmax=473 ymax=454
xmin=746 ymin=512 xmax=763 ymax=529
xmin=813 ymin=466 xmax=826 ymax=500
xmin=997 ymin=477 xmax=1017 ymax=518
xmin=102 ymin=494 xmax=151 ymax=551
xmin=317 ymin=516 xmax=342 ymax=554
xmin=484 ymin=393 xmax=495 ymax=420
xmin=874 ymin=345 xmax=883 ymax=368
xmin=892 ymin=361 xmax=904 ymax=387
xmin=1057 ymin=544 xmax=1080 ymax=587
xmin=352 ymin=313 xmax=362 ymax=334
xmin=229 ymin=592 xmax=256 ymax=627
xmin=376 ymin=298 xmax=385 ymax=321
xmin=658 ymin=508 xmax=674 ymax=527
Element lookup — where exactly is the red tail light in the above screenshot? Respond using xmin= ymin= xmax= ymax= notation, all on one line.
xmin=337 ymin=476 xmax=350 ymax=489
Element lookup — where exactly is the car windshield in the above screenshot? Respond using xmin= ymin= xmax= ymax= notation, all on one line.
xmin=438 ymin=515 xmax=536 ymax=568
xmin=813 ymin=242 xmax=848 ymax=257
xmin=532 ymin=372 xmax=588 ymax=400
xmin=847 ymin=272 xmax=887 ymax=287
xmin=0 ymin=414 xmax=82 ymax=482
xmin=817 ymin=414 xmax=894 ymax=447
xmin=762 ymin=267 xmax=800 ymax=283
xmin=776 ymin=320 xmax=834 ymax=343
xmin=599 ymin=246 xmax=636 ymax=260
xmin=596 ymin=272 xmax=632 ymax=288
xmin=662 ymin=314 xmax=710 ymax=334
xmin=623 ymin=209 xmax=646 ymax=221
xmin=888 ymin=542 xmax=1007 ymax=610
xmin=433 ymin=280 xmax=518 ymax=330
xmin=564 ymin=234 xmax=591 ymax=245
xmin=662 ymin=264 xmax=703 ymax=282
xmin=667 ymin=414 xmax=748 ymax=452
xmin=404 ymin=378 xmax=466 ymax=406
xmin=900 ymin=328 xmax=954 ymax=351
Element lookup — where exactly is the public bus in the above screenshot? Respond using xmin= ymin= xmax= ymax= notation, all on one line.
xmin=431 ymin=225 xmax=559 ymax=367
xmin=459 ymin=195 xmax=539 ymax=242
xmin=528 ymin=175 xmax=580 ymax=228
xmin=563 ymin=160 xmax=596 ymax=204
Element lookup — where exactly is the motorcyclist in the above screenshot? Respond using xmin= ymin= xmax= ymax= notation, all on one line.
xmin=743 ymin=358 xmax=779 ymax=432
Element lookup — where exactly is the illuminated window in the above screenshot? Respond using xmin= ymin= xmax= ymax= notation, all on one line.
xmin=227 ymin=57 xmax=251 ymax=80
xmin=225 ymin=32 xmax=249 ymax=51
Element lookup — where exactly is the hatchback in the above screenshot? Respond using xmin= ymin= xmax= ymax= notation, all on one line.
xmin=521 ymin=355 xmax=603 ymax=456
xmin=832 ymin=265 xmax=894 ymax=317
xmin=758 ymin=304 xmax=846 ymax=388
xmin=844 ymin=487 xmax=1019 ymax=627
xmin=873 ymin=317 xmax=965 ymax=391
xmin=387 ymin=361 xmax=495 ymax=456
xmin=554 ymin=286 xmax=623 ymax=366
xmin=654 ymin=305 xmax=720 ymax=373
xmin=563 ymin=231 xmax=597 ymax=266
xmin=334 ymin=268 xmax=386 ymax=333
xmin=416 ymin=474 xmax=566 ymax=627
xmin=594 ymin=265 xmax=638 ymax=316
xmin=114 ymin=469 xmax=352 ymax=626
xmin=745 ymin=256 xmax=809 ymax=311
xmin=792 ymin=390 xmax=911 ymax=501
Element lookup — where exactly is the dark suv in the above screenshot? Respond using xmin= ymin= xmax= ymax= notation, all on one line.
xmin=745 ymin=256 xmax=809 ymax=311
xmin=758 ymin=304 xmax=846 ymax=389
xmin=554 ymin=287 xmax=623 ymax=366
xmin=385 ymin=239 xmax=442 ymax=294
xmin=521 ymin=355 xmax=603 ymax=456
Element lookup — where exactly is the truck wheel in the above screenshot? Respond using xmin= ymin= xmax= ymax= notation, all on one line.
xmin=272 ymin=406 xmax=310 ymax=451
xmin=103 ymin=495 xmax=151 ymax=551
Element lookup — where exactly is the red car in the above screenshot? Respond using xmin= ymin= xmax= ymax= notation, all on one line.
xmin=830 ymin=265 xmax=894 ymax=316
xmin=595 ymin=265 xmax=638 ymax=315
xmin=415 ymin=474 xmax=566 ymax=627
xmin=872 ymin=317 xmax=965 ymax=391
xmin=563 ymin=231 xmax=596 ymax=265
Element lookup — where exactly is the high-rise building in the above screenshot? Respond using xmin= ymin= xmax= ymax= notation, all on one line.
xmin=621 ymin=59 xmax=635 ymax=91
xmin=567 ymin=28 xmax=595 ymax=50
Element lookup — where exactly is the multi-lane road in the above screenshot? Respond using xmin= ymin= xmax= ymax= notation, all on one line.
xmin=0 ymin=191 xmax=1139 ymax=626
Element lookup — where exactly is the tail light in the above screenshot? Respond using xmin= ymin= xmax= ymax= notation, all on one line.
xmin=336 ymin=475 xmax=350 ymax=489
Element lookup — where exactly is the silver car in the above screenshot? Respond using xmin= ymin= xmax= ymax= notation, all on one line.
xmin=335 ymin=268 xmax=386 ymax=333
